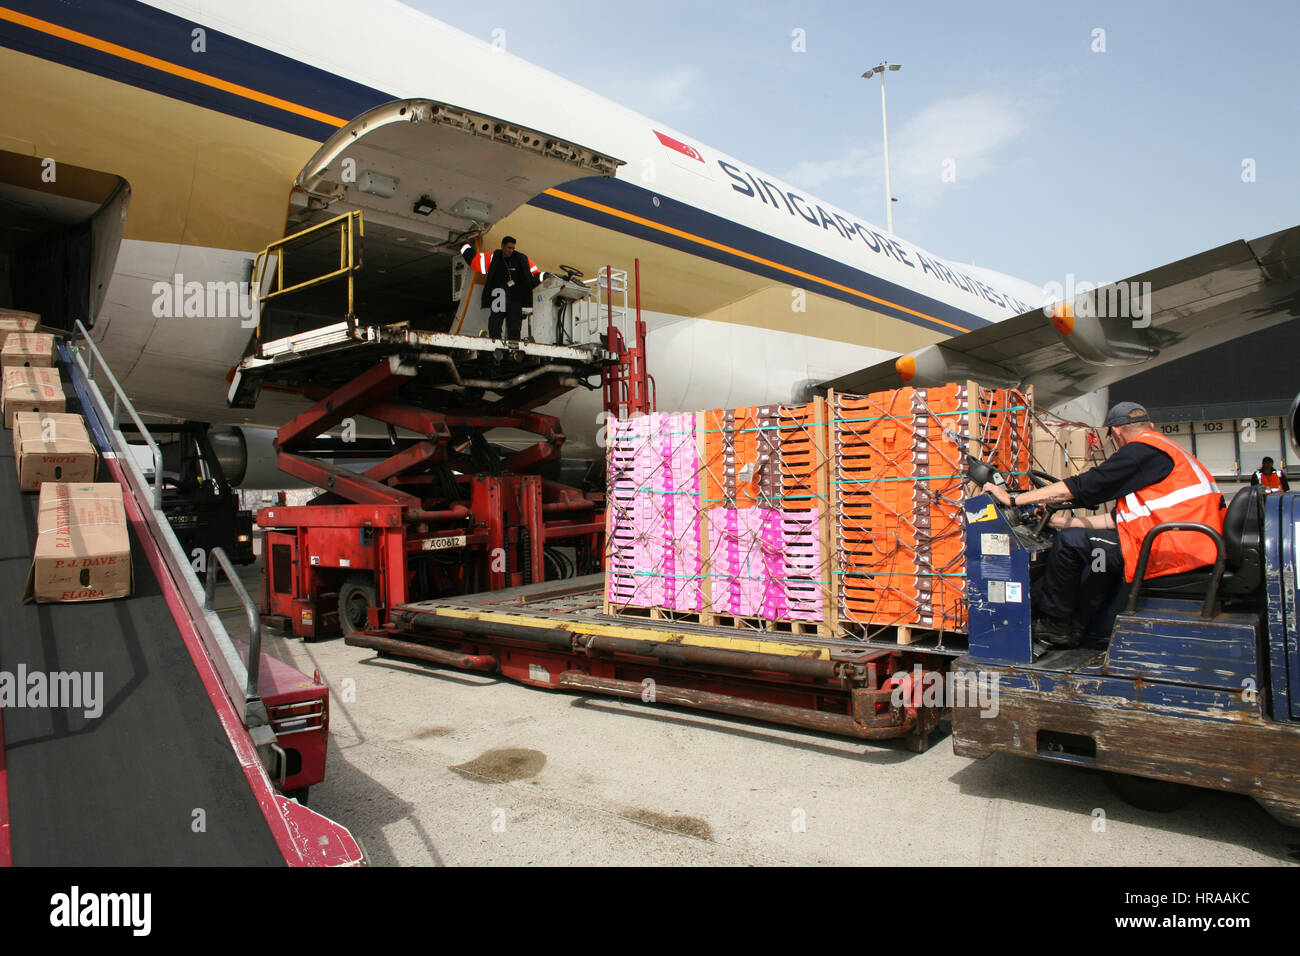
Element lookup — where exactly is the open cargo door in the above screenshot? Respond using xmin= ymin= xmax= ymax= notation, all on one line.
xmin=299 ymin=98 xmax=620 ymax=242
xmin=0 ymin=151 xmax=129 ymax=331
xmin=250 ymin=99 xmax=623 ymax=348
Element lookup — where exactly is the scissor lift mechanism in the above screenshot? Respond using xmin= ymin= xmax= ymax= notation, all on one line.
xmin=227 ymin=214 xmax=946 ymax=738
xmin=238 ymin=314 xmax=620 ymax=637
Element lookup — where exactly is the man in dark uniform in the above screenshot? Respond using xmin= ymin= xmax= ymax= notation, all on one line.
xmin=460 ymin=236 xmax=541 ymax=341
xmin=983 ymin=402 xmax=1226 ymax=648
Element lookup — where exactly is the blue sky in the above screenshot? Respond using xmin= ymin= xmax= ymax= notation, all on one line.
xmin=412 ymin=0 xmax=1299 ymax=289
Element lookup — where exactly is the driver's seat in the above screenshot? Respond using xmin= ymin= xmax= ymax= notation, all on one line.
xmin=1134 ymin=486 xmax=1265 ymax=603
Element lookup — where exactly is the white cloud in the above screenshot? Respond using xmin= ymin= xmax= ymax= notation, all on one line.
xmin=784 ymin=93 xmax=1026 ymax=211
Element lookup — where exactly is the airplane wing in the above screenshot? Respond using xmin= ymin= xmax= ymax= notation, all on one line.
xmin=818 ymin=225 xmax=1300 ymax=408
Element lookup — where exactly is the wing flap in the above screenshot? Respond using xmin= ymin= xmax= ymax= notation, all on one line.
xmin=820 ymin=225 xmax=1300 ymax=407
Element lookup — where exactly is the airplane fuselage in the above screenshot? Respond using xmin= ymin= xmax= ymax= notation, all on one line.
xmin=0 ymin=0 xmax=1046 ymax=461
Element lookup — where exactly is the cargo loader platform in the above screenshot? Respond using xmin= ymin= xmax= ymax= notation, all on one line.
xmin=346 ymin=575 xmax=960 ymax=751
xmin=234 ymin=218 xmax=639 ymax=640
xmin=0 ymin=325 xmax=362 ymax=866
xmin=228 ymin=320 xmax=616 ymax=412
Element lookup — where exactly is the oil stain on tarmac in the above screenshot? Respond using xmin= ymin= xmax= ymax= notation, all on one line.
xmin=451 ymin=747 xmax=547 ymax=783
xmin=413 ymin=726 xmax=454 ymax=739
xmin=622 ymin=808 xmax=713 ymax=841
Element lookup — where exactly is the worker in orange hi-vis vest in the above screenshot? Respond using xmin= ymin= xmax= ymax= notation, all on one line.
xmin=1250 ymin=456 xmax=1290 ymax=494
xmin=459 ymin=236 xmax=543 ymax=341
xmin=983 ymin=402 xmax=1226 ymax=650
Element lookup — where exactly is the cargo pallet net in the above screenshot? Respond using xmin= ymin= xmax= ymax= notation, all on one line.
xmin=604 ymin=383 xmax=1105 ymax=642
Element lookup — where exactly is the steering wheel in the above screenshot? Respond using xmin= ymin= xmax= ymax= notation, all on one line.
xmin=557 ymin=264 xmax=584 ymax=281
xmin=968 ymin=455 xmax=1066 ymax=537
xmin=1029 ymin=469 xmax=1061 ymax=489
xmin=1021 ymin=470 xmax=1064 ymax=535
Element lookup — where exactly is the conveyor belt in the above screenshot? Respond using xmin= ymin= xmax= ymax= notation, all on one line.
xmin=0 ymin=361 xmax=284 ymax=865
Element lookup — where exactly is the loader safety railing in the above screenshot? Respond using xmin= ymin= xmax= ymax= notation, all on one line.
xmin=204 ymin=546 xmax=264 ymax=710
xmin=249 ymin=209 xmax=364 ymax=349
xmin=69 ymin=322 xmax=164 ymax=511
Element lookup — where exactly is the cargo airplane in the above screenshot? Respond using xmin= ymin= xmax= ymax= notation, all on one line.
xmin=1 ymin=0 xmax=1296 ymax=484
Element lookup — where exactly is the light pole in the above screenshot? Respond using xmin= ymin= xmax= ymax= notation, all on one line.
xmin=862 ymin=61 xmax=901 ymax=234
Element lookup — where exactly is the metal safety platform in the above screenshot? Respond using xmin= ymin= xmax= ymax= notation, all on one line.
xmin=226 ymin=208 xmax=618 ymax=412
xmin=229 ymin=323 xmax=616 ymax=412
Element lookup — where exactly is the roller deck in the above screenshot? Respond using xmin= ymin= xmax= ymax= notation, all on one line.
xmin=347 ymin=574 xmax=961 ymax=750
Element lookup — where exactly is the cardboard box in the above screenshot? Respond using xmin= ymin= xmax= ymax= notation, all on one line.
xmin=0 ymin=311 xmax=39 ymax=358
xmin=24 ymin=482 xmax=132 ymax=603
xmin=1033 ymin=423 xmax=1117 ymax=514
xmin=1 ymin=332 xmax=55 ymax=369
xmin=3 ymin=366 xmax=64 ymax=428
xmin=0 ymin=310 xmax=39 ymax=333
xmin=1033 ymin=424 xmax=1102 ymax=479
xmin=13 ymin=412 xmax=98 ymax=491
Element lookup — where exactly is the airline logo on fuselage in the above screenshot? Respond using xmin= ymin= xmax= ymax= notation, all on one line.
xmin=713 ymin=158 xmax=1031 ymax=315
xmin=654 ymin=130 xmax=705 ymax=163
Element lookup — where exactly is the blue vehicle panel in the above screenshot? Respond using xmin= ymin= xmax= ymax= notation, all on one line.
xmin=1262 ymin=492 xmax=1291 ymax=718
xmin=964 ymin=495 xmax=1037 ymax=664
xmin=1281 ymin=494 xmax=1300 ymax=720
xmin=1105 ymin=606 xmax=1260 ymax=691
xmin=981 ymin=664 xmax=1260 ymax=719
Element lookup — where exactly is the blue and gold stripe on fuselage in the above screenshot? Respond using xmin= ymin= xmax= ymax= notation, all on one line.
xmin=0 ymin=0 xmax=989 ymax=353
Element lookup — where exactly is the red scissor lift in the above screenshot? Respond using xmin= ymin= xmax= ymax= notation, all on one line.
xmin=232 ymin=232 xmax=647 ymax=641
xmin=235 ymin=224 xmax=945 ymax=750
xmin=252 ymin=348 xmax=623 ymax=638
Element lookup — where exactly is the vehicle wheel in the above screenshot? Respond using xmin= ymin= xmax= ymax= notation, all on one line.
xmin=338 ymin=575 xmax=378 ymax=639
xmin=1256 ymin=798 xmax=1300 ymax=828
xmin=903 ymin=705 xmax=943 ymax=753
xmin=1104 ymin=772 xmax=1198 ymax=812
xmin=904 ymin=730 xmax=932 ymax=753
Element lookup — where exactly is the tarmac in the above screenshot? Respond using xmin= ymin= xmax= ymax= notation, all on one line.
xmin=215 ymin=565 xmax=1299 ymax=867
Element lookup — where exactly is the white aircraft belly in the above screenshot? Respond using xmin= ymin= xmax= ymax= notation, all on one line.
xmin=93 ymin=239 xmax=266 ymax=422
xmin=93 ymin=236 xmax=893 ymax=437
xmin=543 ymin=311 xmax=891 ymax=458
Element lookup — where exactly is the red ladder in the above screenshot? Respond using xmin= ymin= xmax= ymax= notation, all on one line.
xmin=600 ymin=259 xmax=654 ymax=419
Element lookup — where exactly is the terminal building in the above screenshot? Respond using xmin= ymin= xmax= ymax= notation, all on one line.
xmin=1110 ymin=315 xmax=1298 ymax=487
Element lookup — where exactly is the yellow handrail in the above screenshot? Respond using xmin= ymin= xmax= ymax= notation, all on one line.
xmin=253 ymin=210 xmax=364 ymax=343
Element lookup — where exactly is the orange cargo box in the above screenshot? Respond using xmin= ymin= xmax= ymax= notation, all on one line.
xmin=13 ymin=412 xmax=99 ymax=491
xmin=24 ymin=482 xmax=133 ymax=604
xmin=2 ymin=366 xmax=64 ymax=428
xmin=1 ymin=331 xmax=56 ymax=369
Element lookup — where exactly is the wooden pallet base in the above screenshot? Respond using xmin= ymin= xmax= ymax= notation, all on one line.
xmin=836 ymin=620 xmax=967 ymax=647
xmin=605 ymin=601 xmax=970 ymax=649
xmin=609 ymin=604 xmax=830 ymax=636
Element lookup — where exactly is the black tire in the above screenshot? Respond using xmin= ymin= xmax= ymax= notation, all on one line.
xmin=338 ymin=574 xmax=378 ymax=639
xmin=1104 ymin=772 xmax=1198 ymax=812
xmin=1256 ymin=798 xmax=1300 ymax=828
xmin=904 ymin=730 xmax=932 ymax=753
